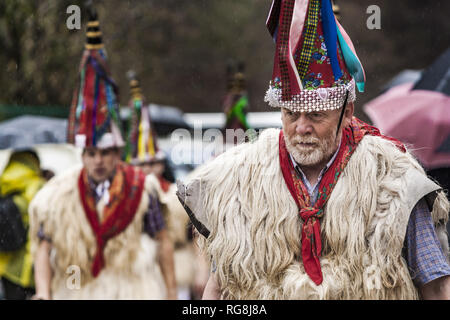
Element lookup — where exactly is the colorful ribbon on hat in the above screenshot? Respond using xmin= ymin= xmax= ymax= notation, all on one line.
xmin=127 ymin=102 xmax=159 ymax=163
xmin=266 ymin=0 xmax=282 ymax=41
xmin=336 ymin=21 xmax=366 ymax=92
xmin=68 ymin=48 xmax=120 ymax=147
xmin=322 ymin=0 xmax=366 ymax=92
xmin=274 ymin=0 xmax=302 ymax=100
xmin=296 ymin=0 xmax=320 ymax=80
xmin=137 ymin=106 xmax=156 ymax=161
xmin=321 ymin=0 xmax=342 ymax=81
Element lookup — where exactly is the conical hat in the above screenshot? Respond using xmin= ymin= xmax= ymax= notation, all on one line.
xmin=264 ymin=0 xmax=365 ymax=112
xmin=67 ymin=7 xmax=124 ymax=149
xmin=126 ymin=73 xmax=165 ymax=165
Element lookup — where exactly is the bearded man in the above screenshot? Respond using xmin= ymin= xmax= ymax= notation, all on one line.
xmin=177 ymin=0 xmax=450 ymax=300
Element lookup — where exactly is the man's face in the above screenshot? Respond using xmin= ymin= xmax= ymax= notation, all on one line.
xmin=82 ymin=147 xmax=120 ymax=183
xmin=281 ymin=102 xmax=354 ymax=167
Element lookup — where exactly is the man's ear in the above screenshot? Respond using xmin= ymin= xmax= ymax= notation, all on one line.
xmin=344 ymin=102 xmax=354 ymax=127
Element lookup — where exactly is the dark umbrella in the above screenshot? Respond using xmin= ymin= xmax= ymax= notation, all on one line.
xmin=381 ymin=69 xmax=422 ymax=93
xmin=0 ymin=115 xmax=67 ymax=150
xmin=413 ymin=47 xmax=450 ymax=96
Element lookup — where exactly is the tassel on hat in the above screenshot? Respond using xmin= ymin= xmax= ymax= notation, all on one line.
xmin=264 ymin=0 xmax=365 ymax=112
xmin=67 ymin=5 xmax=124 ymax=149
xmin=126 ymin=71 xmax=165 ymax=165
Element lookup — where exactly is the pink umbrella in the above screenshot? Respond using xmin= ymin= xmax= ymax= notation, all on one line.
xmin=364 ymin=82 xmax=450 ymax=170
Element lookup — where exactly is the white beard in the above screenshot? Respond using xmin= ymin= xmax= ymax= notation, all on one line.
xmin=284 ymin=131 xmax=339 ymax=167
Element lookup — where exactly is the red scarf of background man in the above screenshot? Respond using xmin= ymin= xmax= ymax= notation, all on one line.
xmin=279 ymin=117 xmax=406 ymax=285
xmin=158 ymin=176 xmax=171 ymax=193
xmin=78 ymin=163 xmax=146 ymax=277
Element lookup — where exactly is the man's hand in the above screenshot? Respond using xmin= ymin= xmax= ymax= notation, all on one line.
xmin=192 ymin=242 xmax=210 ymax=299
xmin=166 ymin=287 xmax=178 ymax=300
xmin=202 ymin=273 xmax=221 ymax=300
xmin=193 ymin=264 xmax=210 ymax=299
xmin=31 ymin=293 xmax=51 ymax=300
xmin=420 ymin=275 xmax=450 ymax=299
xmin=155 ymin=229 xmax=178 ymax=300
xmin=33 ymin=240 xmax=53 ymax=300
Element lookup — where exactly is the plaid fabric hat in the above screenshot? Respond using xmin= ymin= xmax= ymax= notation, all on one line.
xmin=67 ymin=7 xmax=124 ymax=149
xmin=264 ymin=0 xmax=365 ymax=112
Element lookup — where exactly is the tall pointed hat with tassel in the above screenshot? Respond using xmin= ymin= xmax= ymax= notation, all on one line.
xmin=67 ymin=6 xmax=125 ymax=149
xmin=222 ymin=61 xmax=251 ymax=132
xmin=126 ymin=71 xmax=165 ymax=165
xmin=264 ymin=0 xmax=365 ymax=112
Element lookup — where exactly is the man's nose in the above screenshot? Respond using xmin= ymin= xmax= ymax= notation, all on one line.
xmin=94 ymin=153 xmax=103 ymax=164
xmin=294 ymin=114 xmax=313 ymax=135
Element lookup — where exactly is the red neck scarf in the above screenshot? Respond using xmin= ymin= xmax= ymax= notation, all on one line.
xmin=279 ymin=117 xmax=405 ymax=285
xmin=158 ymin=176 xmax=171 ymax=193
xmin=78 ymin=163 xmax=146 ymax=277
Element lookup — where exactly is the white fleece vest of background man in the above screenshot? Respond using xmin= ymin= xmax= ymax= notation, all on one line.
xmin=29 ymin=166 xmax=167 ymax=299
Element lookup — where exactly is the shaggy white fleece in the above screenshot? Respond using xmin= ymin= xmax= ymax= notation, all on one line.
xmin=29 ymin=166 xmax=166 ymax=299
xmin=181 ymin=128 xmax=449 ymax=300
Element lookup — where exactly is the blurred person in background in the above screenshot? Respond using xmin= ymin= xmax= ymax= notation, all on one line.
xmin=0 ymin=149 xmax=45 ymax=299
xmin=221 ymin=61 xmax=252 ymax=143
xmin=28 ymin=9 xmax=176 ymax=300
xmin=126 ymin=73 xmax=173 ymax=192
xmin=126 ymin=74 xmax=209 ymax=299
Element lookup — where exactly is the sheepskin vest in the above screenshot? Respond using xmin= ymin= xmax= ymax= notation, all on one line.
xmin=178 ymin=128 xmax=449 ymax=300
xmin=29 ymin=166 xmax=166 ymax=300
xmin=161 ymin=183 xmax=197 ymax=289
